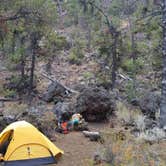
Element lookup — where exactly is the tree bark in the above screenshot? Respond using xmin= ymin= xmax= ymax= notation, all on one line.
xmin=21 ymin=58 xmax=25 ymax=79
xmin=128 ymin=17 xmax=136 ymax=95
xmin=56 ymin=0 xmax=64 ymax=29
xmin=160 ymin=0 xmax=166 ymax=128
xmin=28 ymin=33 xmax=38 ymax=102
xmin=29 ymin=47 xmax=35 ymax=95
xmin=20 ymin=37 xmax=25 ymax=79
xmin=12 ymin=30 xmax=17 ymax=54
xmin=87 ymin=25 xmax=91 ymax=52
xmin=111 ymin=33 xmax=118 ymax=90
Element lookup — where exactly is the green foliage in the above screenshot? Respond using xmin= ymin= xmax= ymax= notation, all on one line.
xmin=48 ymin=33 xmax=68 ymax=50
xmin=83 ymin=71 xmax=93 ymax=80
xmin=108 ymin=0 xmax=123 ymax=27
xmin=152 ymin=54 xmax=162 ymax=71
xmin=3 ymin=75 xmax=32 ymax=95
xmin=121 ymin=59 xmax=133 ymax=72
xmin=55 ymin=35 xmax=68 ymax=49
xmin=125 ymin=81 xmax=136 ymax=102
xmin=3 ymin=89 xmax=17 ymax=98
xmin=98 ymin=37 xmax=111 ymax=56
xmin=0 ymin=0 xmax=163 ymax=98
xmin=9 ymin=75 xmax=22 ymax=85
xmin=68 ymin=51 xmax=79 ymax=64
xmin=8 ymin=47 xmax=25 ymax=63
xmin=44 ymin=31 xmax=69 ymax=55
xmin=96 ymin=70 xmax=111 ymax=87
xmin=121 ymin=58 xmax=144 ymax=74
xmin=68 ymin=29 xmax=85 ymax=65
xmin=68 ymin=48 xmax=83 ymax=65
xmin=0 ymin=0 xmax=57 ymax=52
xmin=65 ymin=0 xmax=80 ymax=25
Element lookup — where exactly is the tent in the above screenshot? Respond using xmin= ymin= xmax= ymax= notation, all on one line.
xmin=0 ymin=121 xmax=63 ymax=166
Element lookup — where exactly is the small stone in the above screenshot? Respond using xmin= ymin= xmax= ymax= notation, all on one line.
xmin=0 ymin=102 xmax=4 ymax=108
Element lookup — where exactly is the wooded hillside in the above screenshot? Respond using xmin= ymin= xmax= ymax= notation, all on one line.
xmin=0 ymin=0 xmax=166 ymax=165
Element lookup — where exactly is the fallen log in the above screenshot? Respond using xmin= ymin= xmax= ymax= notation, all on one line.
xmin=41 ymin=73 xmax=78 ymax=94
xmin=41 ymin=74 xmax=78 ymax=102
xmin=82 ymin=131 xmax=101 ymax=141
xmin=117 ymin=73 xmax=132 ymax=81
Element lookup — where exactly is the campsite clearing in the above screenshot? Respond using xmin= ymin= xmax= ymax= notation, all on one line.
xmin=51 ymin=123 xmax=109 ymax=166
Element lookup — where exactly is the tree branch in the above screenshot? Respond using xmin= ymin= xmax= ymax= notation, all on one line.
xmin=41 ymin=73 xmax=78 ymax=94
xmin=136 ymin=10 xmax=162 ymax=22
xmin=84 ymin=0 xmax=115 ymax=32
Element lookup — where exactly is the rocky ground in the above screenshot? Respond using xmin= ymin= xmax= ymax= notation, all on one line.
xmin=0 ymin=52 xmax=166 ymax=166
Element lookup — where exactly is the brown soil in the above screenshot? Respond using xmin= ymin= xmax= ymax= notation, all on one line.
xmin=51 ymin=123 xmax=109 ymax=166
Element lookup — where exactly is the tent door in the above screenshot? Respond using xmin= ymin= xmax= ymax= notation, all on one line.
xmin=0 ymin=130 xmax=13 ymax=156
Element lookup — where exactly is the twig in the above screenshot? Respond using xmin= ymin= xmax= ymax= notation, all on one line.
xmin=0 ymin=98 xmax=20 ymax=102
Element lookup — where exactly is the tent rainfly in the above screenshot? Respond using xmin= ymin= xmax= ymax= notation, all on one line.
xmin=0 ymin=121 xmax=63 ymax=166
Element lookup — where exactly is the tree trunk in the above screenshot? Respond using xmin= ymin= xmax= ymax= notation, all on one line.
xmin=160 ymin=0 xmax=166 ymax=128
xmin=29 ymin=48 xmax=35 ymax=95
xmin=129 ymin=17 xmax=136 ymax=96
xmin=28 ymin=34 xmax=38 ymax=102
xmin=111 ymin=33 xmax=118 ymax=90
xmin=87 ymin=25 xmax=91 ymax=52
xmin=21 ymin=58 xmax=25 ymax=79
xmin=1 ymin=39 xmax=4 ymax=53
xmin=20 ymin=37 xmax=25 ymax=79
xmin=56 ymin=0 xmax=64 ymax=29
xmin=45 ymin=53 xmax=54 ymax=75
xmin=12 ymin=30 xmax=17 ymax=54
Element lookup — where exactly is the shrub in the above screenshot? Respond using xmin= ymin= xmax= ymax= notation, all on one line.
xmin=83 ymin=72 xmax=94 ymax=80
xmin=3 ymin=89 xmax=17 ymax=98
xmin=139 ymin=127 xmax=166 ymax=141
xmin=152 ymin=54 xmax=162 ymax=71
xmin=3 ymin=103 xmax=28 ymax=117
xmin=125 ymin=81 xmax=136 ymax=102
xmin=121 ymin=58 xmax=144 ymax=74
xmin=100 ymin=128 xmax=166 ymax=166
xmin=116 ymin=101 xmax=143 ymax=127
xmin=68 ymin=51 xmax=82 ymax=65
xmin=68 ymin=47 xmax=84 ymax=65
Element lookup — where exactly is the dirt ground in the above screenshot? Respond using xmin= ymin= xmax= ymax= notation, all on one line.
xmin=50 ymin=123 xmax=109 ymax=166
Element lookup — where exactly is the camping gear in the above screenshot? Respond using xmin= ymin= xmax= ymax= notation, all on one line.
xmin=72 ymin=119 xmax=79 ymax=125
xmin=69 ymin=113 xmax=88 ymax=131
xmin=60 ymin=122 xmax=69 ymax=134
xmin=71 ymin=113 xmax=82 ymax=122
xmin=71 ymin=113 xmax=82 ymax=127
xmin=57 ymin=121 xmax=72 ymax=134
xmin=0 ymin=121 xmax=63 ymax=166
xmin=57 ymin=113 xmax=88 ymax=133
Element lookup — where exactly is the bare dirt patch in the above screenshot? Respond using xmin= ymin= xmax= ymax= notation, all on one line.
xmin=50 ymin=123 xmax=109 ymax=166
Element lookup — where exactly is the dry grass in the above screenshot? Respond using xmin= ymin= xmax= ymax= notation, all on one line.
xmin=3 ymin=103 xmax=28 ymax=117
xmin=93 ymin=102 xmax=166 ymax=166
xmin=97 ymin=127 xmax=166 ymax=166
xmin=116 ymin=101 xmax=144 ymax=127
xmin=139 ymin=127 xmax=166 ymax=142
